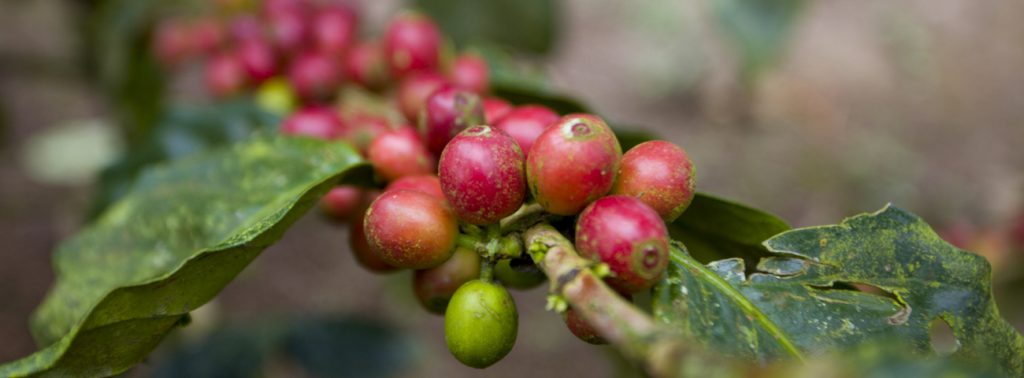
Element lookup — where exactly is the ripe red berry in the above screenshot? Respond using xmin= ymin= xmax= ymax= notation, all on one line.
xmin=338 ymin=114 xmax=390 ymax=154
xmin=439 ymin=126 xmax=526 ymax=225
xmin=482 ymin=97 xmax=513 ymax=124
xmin=205 ymin=51 xmax=247 ymax=98
xmin=526 ymin=114 xmax=622 ymax=215
xmin=575 ymin=195 xmax=669 ymax=293
xmin=190 ymin=18 xmax=225 ymax=54
xmin=320 ymin=185 xmax=362 ymax=220
xmin=611 ymin=141 xmax=696 ymax=222
xmin=449 ymin=54 xmax=489 ymax=93
xmin=288 ymin=50 xmax=342 ymax=103
xmin=266 ymin=9 xmax=308 ymax=55
xmin=345 ymin=41 xmax=389 ymax=89
xmin=281 ymin=106 xmax=344 ymax=139
xmin=413 ymin=247 xmax=481 ymax=314
xmin=364 ymin=189 xmax=457 ymax=269
xmin=564 ymin=307 xmax=606 ymax=345
xmin=237 ymin=38 xmax=278 ymax=84
xmin=311 ymin=4 xmax=358 ymax=57
xmin=396 ymin=71 xmax=448 ymax=123
xmin=154 ymin=19 xmax=192 ymax=67
xmin=367 ymin=127 xmax=436 ymax=181
xmin=348 ymin=191 xmax=397 ymax=273
xmin=384 ymin=13 xmax=441 ymax=79
xmin=227 ymin=15 xmax=263 ymax=43
xmin=421 ymin=87 xmax=485 ymax=156
xmin=386 ymin=175 xmax=444 ymax=201
xmin=494 ymin=105 xmax=559 ymax=159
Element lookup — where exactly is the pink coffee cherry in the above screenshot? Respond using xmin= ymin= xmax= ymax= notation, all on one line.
xmin=396 ymin=71 xmax=448 ymax=124
xmin=364 ymin=189 xmax=457 ymax=269
xmin=287 ymin=50 xmax=342 ymax=103
xmin=345 ymin=41 xmax=389 ymax=90
xmin=237 ymin=38 xmax=278 ymax=84
xmin=386 ymin=175 xmax=445 ymax=201
xmin=384 ymin=12 xmax=442 ymax=79
xmin=449 ymin=54 xmax=489 ymax=94
xmin=367 ymin=127 xmax=436 ymax=182
xmin=311 ymin=4 xmax=358 ymax=57
xmin=420 ymin=86 xmax=485 ymax=156
xmin=439 ymin=125 xmax=526 ymax=225
xmin=320 ymin=185 xmax=362 ymax=221
xmin=205 ymin=51 xmax=247 ymax=98
xmin=281 ymin=106 xmax=345 ymax=139
xmin=575 ymin=195 xmax=669 ymax=293
xmin=494 ymin=105 xmax=559 ymax=159
xmin=611 ymin=140 xmax=696 ymax=222
xmin=482 ymin=97 xmax=513 ymax=124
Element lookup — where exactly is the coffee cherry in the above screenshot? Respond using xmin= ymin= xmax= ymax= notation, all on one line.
xmin=288 ymin=51 xmax=342 ymax=103
xmin=564 ymin=307 xmax=606 ymax=345
xmin=237 ymin=38 xmax=278 ymax=84
xmin=384 ymin=12 xmax=441 ymax=79
xmin=495 ymin=105 xmax=559 ymax=159
xmin=345 ymin=41 xmax=389 ymax=90
xmin=205 ymin=51 xmax=247 ymax=98
xmin=190 ymin=18 xmax=225 ymax=54
xmin=281 ymin=106 xmax=344 ymax=139
xmin=445 ymin=280 xmax=518 ymax=368
xmin=421 ymin=87 xmax=486 ymax=156
xmin=367 ymin=127 xmax=436 ymax=181
xmin=364 ymin=189 xmax=457 ymax=269
xmin=154 ymin=19 xmax=192 ymax=67
xmin=339 ymin=114 xmax=390 ymax=154
xmin=397 ymin=71 xmax=448 ymax=123
xmin=255 ymin=77 xmax=297 ymax=116
xmin=320 ymin=185 xmax=362 ymax=220
xmin=311 ymin=4 xmax=358 ymax=57
xmin=413 ymin=247 xmax=481 ymax=314
xmin=386 ymin=175 xmax=444 ymax=201
xmin=526 ymin=114 xmax=622 ymax=215
xmin=611 ymin=141 xmax=696 ymax=222
xmin=227 ymin=15 xmax=263 ymax=43
xmin=575 ymin=195 xmax=669 ymax=293
xmin=439 ymin=126 xmax=526 ymax=225
xmin=349 ymin=191 xmax=397 ymax=273
xmin=494 ymin=257 xmax=545 ymax=290
xmin=482 ymin=97 xmax=513 ymax=124
xmin=450 ymin=54 xmax=489 ymax=93
xmin=266 ymin=9 xmax=308 ymax=55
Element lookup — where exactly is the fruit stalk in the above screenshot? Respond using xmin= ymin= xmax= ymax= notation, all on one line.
xmin=523 ymin=223 xmax=738 ymax=378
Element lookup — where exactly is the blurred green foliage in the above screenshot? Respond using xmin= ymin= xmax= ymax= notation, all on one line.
xmin=711 ymin=0 xmax=808 ymax=82
xmin=414 ymin=0 xmax=558 ymax=55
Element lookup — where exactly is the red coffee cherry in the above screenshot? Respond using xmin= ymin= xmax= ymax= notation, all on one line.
xmin=281 ymin=106 xmax=345 ymax=139
xmin=311 ymin=4 xmax=358 ymax=57
xmin=386 ymin=175 xmax=444 ymax=201
xmin=154 ymin=19 xmax=193 ymax=67
xmin=413 ymin=247 xmax=481 ymax=314
xmin=575 ymin=195 xmax=669 ymax=293
xmin=397 ymin=71 xmax=448 ymax=123
xmin=384 ymin=12 xmax=441 ymax=79
xmin=449 ymin=54 xmax=489 ymax=93
xmin=345 ymin=41 xmax=389 ymax=89
xmin=320 ymin=185 xmax=362 ymax=221
xmin=288 ymin=50 xmax=342 ymax=103
xmin=526 ymin=114 xmax=622 ymax=215
xmin=237 ymin=38 xmax=278 ymax=84
xmin=205 ymin=51 xmax=247 ymax=98
xmin=364 ymin=189 xmax=457 ymax=269
xmin=482 ymin=97 xmax=513 ymax=124
xmin=339 ymin=113 xmax=390 ymax=154
xmin=348 ymin=191 xmax=397 ymax=273
xmin=265 ymin=9 xmax=308 ymax=55
xmin=494 ymin=105 xmax=559 ymax=159
xmin=190 ymin=18 xmax=225 ymax=54
xmin=564 ymin=307 xmax=606 ymax=345
xmin=439 ymin=126 xmax=526 ymax=225
xmin=611 ymin=141 xmax=696 ymax=222
xmin=367 ymin=127 xmax=436 ymax=181
xmin=420 ymin=86 xmax=485 ymax=156
xmin=227 ymin=15 xmax=263 ymax=43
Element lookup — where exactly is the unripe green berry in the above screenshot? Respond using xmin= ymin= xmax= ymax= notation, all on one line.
xmin=445 ymin=280 xmax=518 ymax=368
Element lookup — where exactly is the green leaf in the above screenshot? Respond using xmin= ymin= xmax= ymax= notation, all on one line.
xmin=0 ymin=136 xmax=366 ymax=377
xmin=669 ymin=192 xmax=791 ymax=264
xmin=414 ymin=0 xmax=559 ymax=55
xmin=88 ymin=99 xmax=281 ymax=219
xmin=655 ymin=205 xmax=1024 ymax=376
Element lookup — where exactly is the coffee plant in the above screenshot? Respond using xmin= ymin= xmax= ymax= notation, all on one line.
xmin=1 ymin=1 xmax=1021 ymax=377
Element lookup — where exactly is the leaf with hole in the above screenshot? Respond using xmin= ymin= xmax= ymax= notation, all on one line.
xmin=654 ymin=205 xmax=1024 ymax=375
xmin=0 ymin=136 xmax=366 ymax=377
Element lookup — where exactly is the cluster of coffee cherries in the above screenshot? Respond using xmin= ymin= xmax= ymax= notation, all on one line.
xmin=153 ymin=0 xmax=696 ymax=369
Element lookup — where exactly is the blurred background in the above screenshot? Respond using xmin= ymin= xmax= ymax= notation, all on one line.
xmin=1 ymin=0 xmax=1022 ymax=376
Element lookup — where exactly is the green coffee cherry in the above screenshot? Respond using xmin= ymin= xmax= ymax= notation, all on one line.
xmin=494 ymin=257 xmax=546 ymax=290
xmin=444 ymin=280 xmax=518 ymax=368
